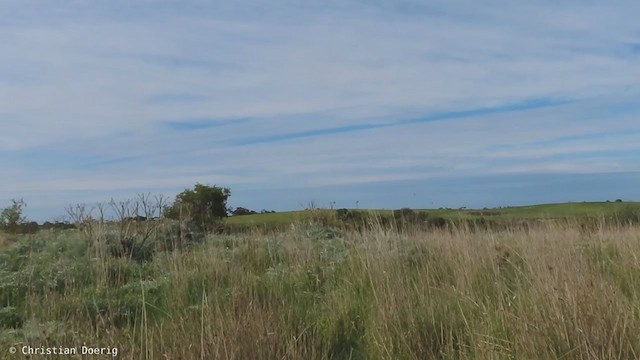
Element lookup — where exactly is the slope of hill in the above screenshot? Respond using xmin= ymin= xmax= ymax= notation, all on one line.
xmin=225 ymin=201 xmax=640 ymax=227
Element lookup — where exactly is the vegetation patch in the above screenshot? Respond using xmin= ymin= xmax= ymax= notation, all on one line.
xmin=2 ymin=194 xmax=640 ymax=358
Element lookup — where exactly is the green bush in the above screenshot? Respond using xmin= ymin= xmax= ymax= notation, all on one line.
xmin=613 ymin=205 xmax=640 ymax=225
xmin=0 ymin=306 xmax=24 ymax=329
xmin=164 ymin=183 xmax=231 ymax=232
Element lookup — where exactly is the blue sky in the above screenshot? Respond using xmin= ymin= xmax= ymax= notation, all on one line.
xmin=1 ymin=0 xmax=639 ymax=221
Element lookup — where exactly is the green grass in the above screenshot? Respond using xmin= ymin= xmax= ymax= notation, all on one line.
xmin=225 ymin=210 xmax=329 ymax=226
xmin=484 ymin=201 xmax=640 ymax=219
xmin=226 ymin=201 xmax=640 ymax=228
xmin=2 ymin=218 xmax=640 ymax=359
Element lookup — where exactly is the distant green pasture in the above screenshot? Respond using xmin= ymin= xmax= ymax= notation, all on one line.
xmin=225 ymin=201 xmax=640 ymax=227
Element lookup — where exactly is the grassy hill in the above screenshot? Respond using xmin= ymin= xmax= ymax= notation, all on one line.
xmin=2 ymin=210 xmax=640 ymax=358
xmin=226 ymin=201 xmax=640 ymax=228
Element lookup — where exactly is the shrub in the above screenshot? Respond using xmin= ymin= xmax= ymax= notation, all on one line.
xmin=0 ymin=306 xmax=24 ymax=329
xmin=231 ymin=207 xmax=257 ymax=216
xmin=0 ymin=199 xmax=27 ymax=234
xmin=613 ymin=205 xmax=640 ymax=225
xmin=426 ymin=216 xmax=448 ymax=229
xmin=392 ymin=208 xmax=428 ymax=228
xmin=335 ymin=209 xmax=366 ymax=224
xmin=164 ymin=183 xmax=230 ymax=232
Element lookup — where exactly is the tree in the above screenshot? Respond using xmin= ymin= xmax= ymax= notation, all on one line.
xmin=0 ymin=199 xmax=28 ymax=234
xmin=231 ymin=207 xmax=256 ymax=216
xmin=165 ymin=184 xmax=231 ymax=232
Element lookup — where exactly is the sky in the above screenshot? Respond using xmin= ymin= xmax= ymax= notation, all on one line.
xmin=1 ymin=0 xmax=639 ymax=221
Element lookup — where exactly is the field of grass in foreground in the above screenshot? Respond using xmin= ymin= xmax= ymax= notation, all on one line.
xmin=1 ymin=220 xmax=640 ymax=359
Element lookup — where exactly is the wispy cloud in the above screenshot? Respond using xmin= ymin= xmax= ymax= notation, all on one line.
xmin=1 ymin=0 xmax=640 ymax=220
xmin=628 ymin=43 xmax=640 ymax=54
xmin=82 ymin=155 xmax=147 ymax=169
xmin=163 ymin=118 xmax=249 ymax=131
xmin=229 ymin=97 xmax=570 ymax=145
xmin=146 ymin=93 xmax=208 ymax=104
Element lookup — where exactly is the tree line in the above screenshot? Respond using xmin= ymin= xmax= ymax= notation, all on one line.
xmin=1 ymin=184 xmax=237 ymax=234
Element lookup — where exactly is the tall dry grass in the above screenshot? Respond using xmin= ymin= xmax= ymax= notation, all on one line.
xmin=1 ymin=219 xmax=639 ymax=359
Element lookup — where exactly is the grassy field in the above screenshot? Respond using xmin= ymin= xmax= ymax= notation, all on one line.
xmin=226 ymin=201 xmax=640 ymax=227
xmin=1 ymin=214 xmax=640 ymax=359
xmin=481 ymin=201 xmax=640 ymax=219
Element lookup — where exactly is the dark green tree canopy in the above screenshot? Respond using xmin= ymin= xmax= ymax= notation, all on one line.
xmin=165 ymin=184 xmax=231 ymax=232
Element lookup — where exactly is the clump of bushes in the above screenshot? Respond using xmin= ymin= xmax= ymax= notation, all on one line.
xmin=231 ymin=207 xmax=257 ymax=216
xmin=393 ymin=208 xmax=425 ymax=222
xmin=0 ymin=199 xmax=41 ymax=235
xmin=164 ymin=183 xmax=230 ymax=232
xmin=336 ymin=209 xmax=367 ymax=223
xmin=0 ymin=306 xmax=24 ymax=329
xmin=613 ymin=205 xmax=640 ymax=225
xmin=392 ymin=208 xmax=428 ymax=230
xmin=334 ymin=209 xmax=369 ymax=231
xmin=426 ymin=216 xmax=448 ymax=229
xmin=334 ymin=208 xmax=450 ymax=232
